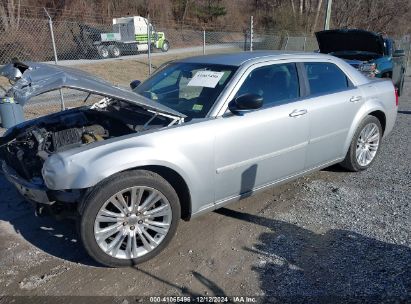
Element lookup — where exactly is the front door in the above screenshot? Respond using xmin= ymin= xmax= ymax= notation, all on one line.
xmin=214 ymin=62 xmax=310 ymax=202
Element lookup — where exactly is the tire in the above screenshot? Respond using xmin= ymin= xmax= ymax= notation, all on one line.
xmin=108 ymin=45 xmax=121 ymax=58
xmin=80 ymin=170 xmax=181 ymax=267
xmin=340 ymin=115 xmax=383 ymax=172
xmin=97 ymin=45 xmax=110 ymax=59
xmin=397 ymin=73 xmax=405 ymax=96
xmin=161 ymin=40 xmax=170 ymax=52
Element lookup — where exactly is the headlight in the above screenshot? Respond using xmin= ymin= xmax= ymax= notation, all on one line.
xmin=359 ymin=63 xmax=377 ymax=72
xmin=359 ymin=63 xmax=380 ymax=77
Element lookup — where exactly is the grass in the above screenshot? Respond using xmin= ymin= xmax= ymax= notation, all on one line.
xmin=70 ymin=48 xmax=240 ymax=85
xmin=0 ymin=47 xmax=240 ymax=91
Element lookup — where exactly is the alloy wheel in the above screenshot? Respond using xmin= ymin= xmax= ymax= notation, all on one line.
xmin=356 ymin=122 xmax=380 ymax=166
xmin=94 ymin=186 xmax=172 ymax=260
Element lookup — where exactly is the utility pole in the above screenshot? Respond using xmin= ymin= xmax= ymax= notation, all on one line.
xmin=324 ymin=0 xmax=332 ymax=30
xmin=147 ymin=14 xmax=152 ymax=75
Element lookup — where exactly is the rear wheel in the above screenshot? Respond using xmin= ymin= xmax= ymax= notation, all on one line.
xmin=397 ymin=73 xmax=405 ymax=96
xmin=80 ymin=170 xmax=180 ymax=267
xmin=340 ymin=115 xmax=382 ymax=172
xmin=161 ymin=40 xmax=170 ymax=52
xmin=108 ymin=45 xmax=121 ymax=58
xmin=97 ymin=45 xmax=110 ymax=59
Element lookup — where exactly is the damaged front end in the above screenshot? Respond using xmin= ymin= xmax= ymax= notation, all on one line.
xmin=0 ymin=61 xmax=185 ymax=216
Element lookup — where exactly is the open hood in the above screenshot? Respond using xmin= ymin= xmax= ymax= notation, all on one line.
xmin=0 ymin=61 xmax=186 ymax=119
xmin=315 ymin=29 xmax=385 ymax=55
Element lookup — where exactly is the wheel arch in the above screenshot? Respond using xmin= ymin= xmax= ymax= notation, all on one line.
xmin=78 ymin=164 xmax=193 ymax=221
xmin=134 ymin=165 xmax=192 ymax=221
xmin=368 ymin=110 xmax=386 ymax=135
xmin=343 ymin=106 xmax=387 ymax=156
xmin=380 ymin=70 xmax=392 ymax=78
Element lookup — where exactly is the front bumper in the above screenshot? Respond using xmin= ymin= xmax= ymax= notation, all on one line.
xmin=1 ymin=160 xmax=54 ymax=205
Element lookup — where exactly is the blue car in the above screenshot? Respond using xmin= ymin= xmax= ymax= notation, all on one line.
xmin=316 ymin=29 xmax=406 ymax=95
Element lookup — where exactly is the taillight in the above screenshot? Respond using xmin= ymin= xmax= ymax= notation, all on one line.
xmin=395 ymin=88 xmax=399 ymax=106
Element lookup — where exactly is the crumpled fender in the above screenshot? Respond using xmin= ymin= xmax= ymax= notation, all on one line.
xmin=43 ymin=143 xmax=194 ymax=191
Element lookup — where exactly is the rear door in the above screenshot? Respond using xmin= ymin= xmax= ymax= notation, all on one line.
xmin=302 ymin=61 xmax=364 ymax=168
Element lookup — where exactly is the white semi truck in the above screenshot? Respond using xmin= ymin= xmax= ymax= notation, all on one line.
xmin=95 ymin=16 xmax=170 ymax=58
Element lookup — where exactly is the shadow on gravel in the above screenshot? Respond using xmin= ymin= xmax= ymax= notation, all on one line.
xmin=321 ymin=164 xmax=346 ymax=173
xmin=398 ymin=110 xmax=411 ymax=115
xmin=0 ymin=176 xmax=97 ymax=266
xmin=134 ymin=268 xmax=227 ymax=297
xmin=215 ymin=208 xmax=411 ymax=303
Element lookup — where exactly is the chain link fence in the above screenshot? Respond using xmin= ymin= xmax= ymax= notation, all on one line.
xmin=0 ymin=17 xmax=323 ymax=65
xmin=0 ymin=15 xmax=410 ymax=128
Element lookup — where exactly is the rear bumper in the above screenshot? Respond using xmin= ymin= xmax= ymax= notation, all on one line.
xmin=1 ymin=160 xmax=54 ymax=205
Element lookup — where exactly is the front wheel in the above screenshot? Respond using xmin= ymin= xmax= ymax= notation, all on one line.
xmin=340 ymin=115 xmax=382 ymax=172
xmin=80 ymin=170 xmax=181 ymax=267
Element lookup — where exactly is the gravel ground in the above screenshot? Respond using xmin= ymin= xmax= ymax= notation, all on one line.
xmin=0 ymin=78 xmax=410 ymax=303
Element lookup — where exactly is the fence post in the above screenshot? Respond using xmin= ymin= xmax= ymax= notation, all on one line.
xmin=203 ymin=29 xmax=206 ymax=55
xmin=250 ymin=16 xmax=253 ymax=51
xmin=147 ymin=15 xmax=152 ymax=75
xmin=284 ymin=32 xmax=289 ymax=50
xmin=303 ymin=36 xmax=307 ymax=51
xmin=407 ymin=41 xmax=411 ymax=76
xmin=44 ymin=8 xmax=65 ymax=111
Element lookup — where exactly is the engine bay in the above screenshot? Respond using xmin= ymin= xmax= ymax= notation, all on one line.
xmin=1 ymin=100 xmax=172 ymax=180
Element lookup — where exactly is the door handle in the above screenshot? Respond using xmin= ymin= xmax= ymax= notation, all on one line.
xmin=289 ymin=109 xmax=308 ymax=117
xmin=349 ymin=96 xmax=362 ymax=103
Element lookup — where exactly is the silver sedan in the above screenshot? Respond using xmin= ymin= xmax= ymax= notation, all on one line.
xmin=0 ymin=52 xmax=398 ymax=266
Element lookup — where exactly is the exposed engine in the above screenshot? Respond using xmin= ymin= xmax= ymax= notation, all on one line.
xmin=3 ymin=123 xmax=107 ymax=179
xmin=51 ymin=124 xmax=107 ymax=151
xmin=1 ymin=101 xmax=171 ymax=180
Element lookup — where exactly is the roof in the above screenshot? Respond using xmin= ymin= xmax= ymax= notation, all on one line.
xmin=178 ymin=51 xmax=334 ymax=66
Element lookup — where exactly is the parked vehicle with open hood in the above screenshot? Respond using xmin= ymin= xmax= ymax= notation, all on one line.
xmin=316 ymin=29 xmax=406 ymax=95
xmin=0 ymin=52 xmax=398 ymax=267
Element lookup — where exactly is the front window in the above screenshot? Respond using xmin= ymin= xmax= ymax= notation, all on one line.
xmin=235 ymin=63 xmax=300 ymax=106
xmin=135 ymin=62 xmax=237 ymax=119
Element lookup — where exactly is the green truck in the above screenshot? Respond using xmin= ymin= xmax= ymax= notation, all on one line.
xmin=95 ymin=16 xmax=170 ymax=59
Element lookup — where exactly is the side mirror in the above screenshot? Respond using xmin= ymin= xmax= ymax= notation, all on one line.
xmin=394 ymin=49 xmax=405 ymax=57
xmin=130 ymin=80 xmax=141 ymax=90
xmin=228 ymin=93 xmax=263 ymax=115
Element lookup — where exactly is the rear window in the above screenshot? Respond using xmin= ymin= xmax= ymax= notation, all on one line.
xmin=305 ymin=62 xmax=350 ymax=96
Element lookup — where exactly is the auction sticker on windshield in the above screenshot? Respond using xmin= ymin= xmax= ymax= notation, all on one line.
xmin=187 ymin=71 xmax=225 ymax=88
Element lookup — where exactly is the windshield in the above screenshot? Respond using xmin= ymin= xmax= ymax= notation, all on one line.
xmin=135 ymin=62 xmax=237 ymax=119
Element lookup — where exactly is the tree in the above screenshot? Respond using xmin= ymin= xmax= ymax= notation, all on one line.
xmin=195 ymin=0 xmax=226 ymax=24
xmin=311 ymin=0 xmax=322 ymax=33
xmin=0 ymin=0 xmax=21 ymax=31
xmin=332 ymin=0 xmax=410 ymax=34
xmin=172 ymin=0 xmax=190 ymax=22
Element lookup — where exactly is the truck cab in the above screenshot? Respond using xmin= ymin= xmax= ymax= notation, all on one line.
xmin=95 ymin=16 xmax=170 ymax=59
